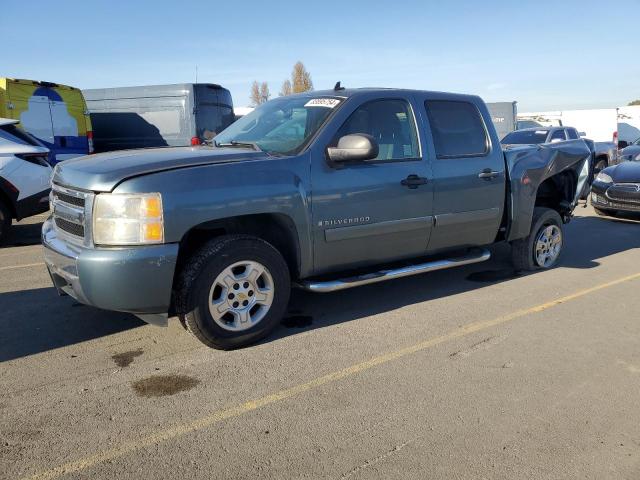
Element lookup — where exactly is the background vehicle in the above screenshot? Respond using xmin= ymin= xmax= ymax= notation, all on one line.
xmin=518 ymin=108 xmax=619 ymax=172
xmin=501 ymin=126 xmax=581 ymax=144
xmin=618 ymin=137 xmax=640 ymax=162
xmin=43 ymin=89 xmax=591 ymax=349
xmin=486 ymin=101 xmax=517 ymax=140
xmin=0 ymin=118 xmax=52 ymax=242
xmin=591 ymin=161 xmax=640 ymax=218
xmin=84 ymin=83 xmax=235 ymax=152
xmin=0 ymin=78 xmax=93 ymax=165
xmin=502 ymin=126 xmax=614 ymax=173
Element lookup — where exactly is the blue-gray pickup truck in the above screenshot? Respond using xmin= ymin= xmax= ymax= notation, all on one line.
xmin=43 ymin=87 xmax=592 ymax=349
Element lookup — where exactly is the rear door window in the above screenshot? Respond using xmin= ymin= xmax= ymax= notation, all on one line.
xmin=0 ymin=124 xmax=42 ymax=146
xmin=566 ymin=128 xmax=579 ymax=139
xmin=424 ymin=101 xmax=488 ymax=158
xmin=549 ymin=129 xmax=566 ymax=141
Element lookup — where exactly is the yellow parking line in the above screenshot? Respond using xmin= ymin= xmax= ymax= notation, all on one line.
xmin=0 ymin=262 xmax=45 ymax=271
xmin=23 ymin=271 xmax=640 ymax=480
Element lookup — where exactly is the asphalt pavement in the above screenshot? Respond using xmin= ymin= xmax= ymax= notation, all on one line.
xmin=1 ymin=206 xmax=640 ymax=480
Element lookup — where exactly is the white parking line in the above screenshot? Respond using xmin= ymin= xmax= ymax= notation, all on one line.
xmin=0 ymin=262 xmax=45 ymax=271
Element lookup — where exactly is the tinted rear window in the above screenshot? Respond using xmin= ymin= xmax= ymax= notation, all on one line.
xmin=0 ymin=124 xmax=41 ymax=146
xmin=501 ymin=130 xmax=549 ymax=144
xmin=567 ymin=128 xmax=579 ymax=139
xmin=425 ymin=101 xmax=488 ymax=158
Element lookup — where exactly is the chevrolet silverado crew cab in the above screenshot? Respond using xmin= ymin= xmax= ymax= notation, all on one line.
xmin=43 ymin=88 xmax=592 ymax=349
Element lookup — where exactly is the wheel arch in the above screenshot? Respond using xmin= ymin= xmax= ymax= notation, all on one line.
xmin=172 ymin=213 xmax=301 ymax=307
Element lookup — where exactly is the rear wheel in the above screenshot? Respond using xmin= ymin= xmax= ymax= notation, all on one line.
xmin=594 ymin=158 xmax=608 ymax=174
xmin=511 ymin=207 xmax=564 ymax=272
xmin=0 ymin=200 xmax=12 ymax=244
xmin=175 ymin=235 xmax=291 ymax=349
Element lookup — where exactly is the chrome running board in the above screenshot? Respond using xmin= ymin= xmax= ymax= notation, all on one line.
xmin=297 ymin=248 xmax=491 ymax=293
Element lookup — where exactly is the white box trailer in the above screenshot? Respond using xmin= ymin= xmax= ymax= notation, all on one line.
xmin=486 ymin=101 xmax=517 ymax=140
xmin=518 ymin=108 xmax=617 ymax=143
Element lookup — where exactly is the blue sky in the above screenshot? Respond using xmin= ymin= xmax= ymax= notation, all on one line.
xmin=2 ymin=0 xmax=638 ymax=110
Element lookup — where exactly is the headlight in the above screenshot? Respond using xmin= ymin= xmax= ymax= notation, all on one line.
xmin=595 ymin=172 xmax=613 ymax=184
xmin=93 ymin=193 xmax=164 ymax=245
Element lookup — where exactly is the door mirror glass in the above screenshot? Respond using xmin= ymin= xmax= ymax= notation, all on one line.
xmin=327 ymin=134 xmax=379 ymax=162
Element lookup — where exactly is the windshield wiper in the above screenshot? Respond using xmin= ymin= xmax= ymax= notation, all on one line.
xmin=213 ymin=140 xmax=262 ymax=151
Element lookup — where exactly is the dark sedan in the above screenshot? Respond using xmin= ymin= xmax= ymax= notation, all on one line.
xmin=591 ymin=160 xmax=640 ymax=217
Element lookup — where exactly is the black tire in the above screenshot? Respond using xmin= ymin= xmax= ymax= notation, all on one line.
xmin=511 ymin=207 xmax=564 ymax=272
xmin=174 ymin=235 xmax=291 ymax=350
xmin=0 ymin=200 xmax=12 ymax=245
xmin=594 ymin=159 xmax=608 ymax=174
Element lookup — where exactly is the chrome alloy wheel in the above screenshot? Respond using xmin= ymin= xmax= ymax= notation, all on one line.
xmin=208 ymin=260 xmax=275 ymax=332
xmin=534 ymin=225 xmax=562 ymax=268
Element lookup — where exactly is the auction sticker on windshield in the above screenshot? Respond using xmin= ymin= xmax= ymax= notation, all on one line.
xmin=305 ymin=98 xmax=341 ymax=108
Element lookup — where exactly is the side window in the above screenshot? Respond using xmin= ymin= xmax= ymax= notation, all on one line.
xmin=550 ymin=129 xmax=566 ymax=141
xmin=425 ymin=100 xmax=489 ymax=158
xmin=566 ymin=128 xmax=578 ymax=140
xmin=334 ymin=99 xmax=419 ymax=161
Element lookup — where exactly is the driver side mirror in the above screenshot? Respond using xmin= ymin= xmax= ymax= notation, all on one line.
xmin=327 ymin=134 xmax=379 ymax=163
xmin=618 ymin=140 xmax=629 ymax=149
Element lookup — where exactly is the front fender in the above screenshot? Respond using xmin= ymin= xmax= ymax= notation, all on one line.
xmin=113 ymin=154 xmax=313 ymax=276
xmin=505 ymin=140 xmax=591 ymax=241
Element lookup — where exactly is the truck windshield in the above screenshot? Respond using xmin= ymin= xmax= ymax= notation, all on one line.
xmin=214 ymin=96 xmax=344 ymax=155
xmin=501 ymin=130 xmax=549 ymax=145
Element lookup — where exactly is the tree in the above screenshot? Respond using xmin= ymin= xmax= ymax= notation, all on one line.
xmin=260 ymin=82 xmax=270 ymax=104
xmin=279 ymin=79 xmax=292 ymax=97
xmin=291 ymin=61 xmax=313 ymax=93
xmin=250 ymin=81 xmax=270 ymax=106
xmin=629 ymin=100 xmax=640 ymax=106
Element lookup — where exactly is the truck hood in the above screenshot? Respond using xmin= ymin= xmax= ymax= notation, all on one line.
xmin=52 ymin=146 xmax=268 ymax=192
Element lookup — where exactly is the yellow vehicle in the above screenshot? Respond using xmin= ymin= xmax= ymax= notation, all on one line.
xmin=0 ymin=78 xmax=93 ymax=164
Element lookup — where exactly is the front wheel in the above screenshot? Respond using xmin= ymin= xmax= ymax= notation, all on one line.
xmin=175 ymin=235 xmax=291 ymax=349
xmin=511 ymin=207 xmax=564 ymax=272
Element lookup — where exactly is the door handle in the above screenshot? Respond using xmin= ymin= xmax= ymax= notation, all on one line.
xmin=401 ymin=174 xmax=428 ymax=189
xmin=478 ymin=168 xmax=501 ymax=180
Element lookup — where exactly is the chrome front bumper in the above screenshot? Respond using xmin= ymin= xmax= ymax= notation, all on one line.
xmin=43 ymin=217 xmax=90 ymax=304
xmin=42 ymin=217 xmax=180 ymax=326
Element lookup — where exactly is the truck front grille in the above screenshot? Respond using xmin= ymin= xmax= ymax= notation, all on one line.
xmin=54 ymin=217 xmax=85 ymax=237
xmin=52 ymin=190 xmax=85 ymax=208
xmin=51 ymin=184 xmax=93 ymax=244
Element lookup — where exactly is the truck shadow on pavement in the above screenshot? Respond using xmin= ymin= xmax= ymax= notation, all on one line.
xmin=0 ymin=213 xmax=637 ymax=360
xmin=0 ymin=288 xmax=143 ymax=362
xmin=270 ymin=214 xmax=640 ymax=344
xmin=1 ymin=221 xmax=44 ymax=248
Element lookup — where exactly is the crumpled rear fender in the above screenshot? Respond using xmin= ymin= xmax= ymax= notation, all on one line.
xmin=504 ymin=140 xmax=592 ymax=241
